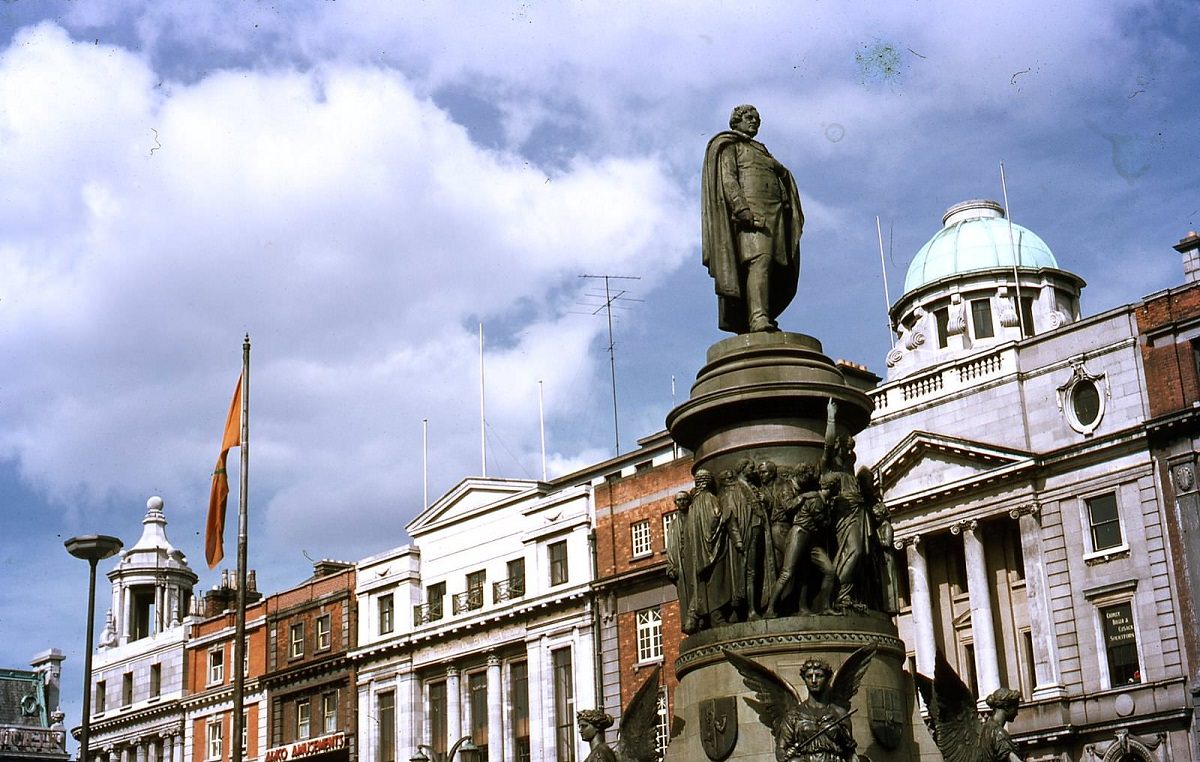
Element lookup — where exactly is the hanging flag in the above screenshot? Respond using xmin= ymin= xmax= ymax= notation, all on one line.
xmin=205 ymin=374 xmax=243 ymax=568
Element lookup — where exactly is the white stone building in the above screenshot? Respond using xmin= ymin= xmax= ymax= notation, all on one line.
xmin=857 ymin=200 xmax=1196 ymax=761
xmin=87 ymin=498 xmax=199 ymax=762
xmin=352 ymin=477 xmax=598 ymax=762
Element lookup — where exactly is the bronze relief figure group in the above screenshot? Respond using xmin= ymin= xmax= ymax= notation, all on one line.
xmin=666 ymin=400 xmax=900 ymax=634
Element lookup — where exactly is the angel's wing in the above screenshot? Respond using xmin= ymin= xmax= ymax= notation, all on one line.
xmin=827 ymin=645 xmax=877 ymax=711
xmin=913 ymin=650 xmax=982 ymax=762
xmin=614 ymin=667 xmax=662 ymax=762
xmin=723 ymin=648 xmax=801 ymax=733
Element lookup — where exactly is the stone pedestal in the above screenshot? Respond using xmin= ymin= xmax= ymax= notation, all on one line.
xmin=665 ymin=332 xmax=911 ymax=761
xmin=666 ymin=332 xmax=873 ymax=476
xmin=666 ymin=615 xmax=913 ymax=762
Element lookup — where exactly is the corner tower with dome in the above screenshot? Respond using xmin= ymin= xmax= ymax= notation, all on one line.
xmin=885 ymin=199 xmax=1084 ymax=379
xmin=854 ymin=202 xmax=1197 ymax=762
xmin=86 ymin=497 xmax=199 ymax=762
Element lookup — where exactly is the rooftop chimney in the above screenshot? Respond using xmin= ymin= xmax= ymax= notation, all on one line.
xmin=1173 ymin=231 xmax=1200 ymax=284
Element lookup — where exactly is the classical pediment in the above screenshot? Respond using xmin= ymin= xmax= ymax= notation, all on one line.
xmin=405 ymin=477 xmax=544 ymax=537
xmin=874 ymin=431 xmax=1034 ymax=510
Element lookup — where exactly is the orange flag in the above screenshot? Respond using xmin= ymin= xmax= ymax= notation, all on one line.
xmin=205 ymin=374 xmax=243 ymax=569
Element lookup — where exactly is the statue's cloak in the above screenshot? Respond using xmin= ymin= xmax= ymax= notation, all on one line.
xmin=701 ymin=130 xmax=804 ymax=333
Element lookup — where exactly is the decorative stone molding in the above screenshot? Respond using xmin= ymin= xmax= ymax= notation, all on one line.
xmin=1170 ymin=461 xmax=1196 ymax=494
xmin=1008 ymin=502 xmax=1041 ymax=520
xmin=675 ymin=629 xmax=907 ymax=676
xmin=1085 ymin=729 xmax=1166 ymax=762
xmin=947 ymin=294 xmax=966 ymax=335
xmin=949 ymin=519 xmax=978 ymax=535
xmin=892 ymin=535 xmax=920 ymax=550
xmin=1055 ymin=356 xmax=1109 ymax=437
xmin=997 ymin=287 xmax=1018 ymax=327
xmin=486 ymin=653 xmax=500 ymax=668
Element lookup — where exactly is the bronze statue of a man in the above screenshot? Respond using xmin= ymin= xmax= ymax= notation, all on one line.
xmin=702 ymin=104 xmax=804 ymax=333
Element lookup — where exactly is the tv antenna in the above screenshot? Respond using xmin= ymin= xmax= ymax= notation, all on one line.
xmin=577 ymin=274 xmax=642 ymax=456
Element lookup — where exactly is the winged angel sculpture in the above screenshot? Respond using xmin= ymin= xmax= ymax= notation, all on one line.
xmin=725 ymin=646 xmax=875 ymax=762
xmin=913 ymin=651 xmax=1023 ymax=762
xmin=577 ymin=666 xmax=663 ymax=762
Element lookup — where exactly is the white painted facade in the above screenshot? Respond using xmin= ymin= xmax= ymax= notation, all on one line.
xmin=353 ymin=477 xmax=598 ymax=762
xmin=856 ymin=202 xmax=1196 ymax=762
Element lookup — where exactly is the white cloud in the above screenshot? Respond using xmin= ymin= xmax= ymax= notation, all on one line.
xmin=0 ymin=22 xmax=692 ymax=550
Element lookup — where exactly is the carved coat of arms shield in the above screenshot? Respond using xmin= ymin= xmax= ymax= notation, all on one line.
xmin=699 ymin=696 xmax=738 ymax=761
xmin=869 ymin=687 xmax=905 ymax=749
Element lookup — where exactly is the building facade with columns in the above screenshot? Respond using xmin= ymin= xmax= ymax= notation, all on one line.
xmin=856 ymin=201 xmax=1196 ymax=761
xmin=86 ymin=498 xmax=199 ymax=762
xmin=352 ymin=476 xmax=598 ymax=762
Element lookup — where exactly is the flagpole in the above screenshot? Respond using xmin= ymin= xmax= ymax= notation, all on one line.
xmin=231 ymin=334 xmax=250 ymax=762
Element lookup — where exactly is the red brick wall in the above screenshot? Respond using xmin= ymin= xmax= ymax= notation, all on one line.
xmin=186 ymin=602 xmax=268 ymax=694
xmin=191 ymin=704 xmax=259 ymax=762
xmin=1136 ymin=283 xmax=1200 ymax=417
xmin=593 ymin=457 xmax=694 ymax=578
xmin=593 ymin=456 xmax=694 ymax=720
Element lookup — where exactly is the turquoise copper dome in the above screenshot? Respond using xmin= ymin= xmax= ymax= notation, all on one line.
xmin=903 ymin=199 xmax=1057 ymax=293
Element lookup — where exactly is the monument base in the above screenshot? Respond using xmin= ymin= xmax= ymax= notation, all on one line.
xmin=666 ymin=615 xmax=913 ymax=762
xmin=666 ymin=332 xmax=874 ymax=476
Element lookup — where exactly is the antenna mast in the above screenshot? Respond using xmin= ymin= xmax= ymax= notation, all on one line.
xmin=1000 ymin=162 xmax=1027 ymax=337
xmin=578 ymin=274 xmax=641 ymax=456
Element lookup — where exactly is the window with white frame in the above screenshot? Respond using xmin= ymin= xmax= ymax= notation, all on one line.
xmin=662 ymin=511 xmax=677 ymax=539
xmin=378 ymin=594 xmax=395 ymax=635
xmin=1099 ymin=601 xmax=1142 ymax=685
xmin=322 ymin=691 xmax=337 ymax=734
xmin=316 ymin=614 xmax=331 ymax=651
xmin=636 ymin=607 xmax=663 ymax=662
xmin=289 ymin=622 xmax=305 ymax=658
xmin=296 ymin=699 xmax=311 ymax=739
xmin=549 ymin=541 xmax=568 ymax=586
xmin=655 ymin=688 xmax=669 ymax=758
xmin=208 ymin=648 xmax=224 ymax=685
xmin=631 ymin=520 xmax=653 ymax=558
xmin=1086 ymin=493 xmax=1123 ymax=552
xmin=241 ymin=710 xmax=248 ymax=753
xmin=207 ymin=720 xmax=223 ymax=761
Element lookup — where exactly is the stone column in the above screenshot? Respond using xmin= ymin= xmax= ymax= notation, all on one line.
xmin=902 ymin=536 xmax=936 ymax=677
xmin=487 ymin=655 xmax=503 ymax=762
xmin=525 ymin=638 xmax=545 ymax=759
xmin=1011 ymin=505 xmax=1067 ymax=698
xmin=135 ymin=741 xmax=147 ymax=762
xmin=395 ymin=671 xmax=414 ymax=761
xmin=445 ymin=666 xmax=461 ymax=747
xmin=956 ymin=520 xmax=1001 ymax=698
xmin=147 ymin=737 xmax=158 ymax=762
xmin=170 ymin=734 xmax=181 ymax=762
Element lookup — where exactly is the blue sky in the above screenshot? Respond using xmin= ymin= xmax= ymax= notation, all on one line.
xmin=1 ymin=0 xmax=1197 ymax=742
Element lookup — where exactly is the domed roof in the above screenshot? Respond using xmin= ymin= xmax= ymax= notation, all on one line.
xmin=904 ymin=200 xmax=1058 ymax=293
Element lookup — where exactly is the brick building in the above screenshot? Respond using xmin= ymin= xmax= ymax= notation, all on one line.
xmin=590 ymin=437 xmax=691 ymax=753
xmin=261 ymin=563 xmax=356 ymax=762
xmin=1135 ymin=230 xmax=1200 ymax=744
xmin=182 ymin=576 xmax=266 ymax=762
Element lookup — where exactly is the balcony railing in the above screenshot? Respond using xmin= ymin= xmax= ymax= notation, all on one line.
xmin=492 ymin=576 xmax=525 ymax=603
xmin=451 ymin=587 xmax=484 ymax=614
xmin=412 ymin=601 xmax=444 ymax=626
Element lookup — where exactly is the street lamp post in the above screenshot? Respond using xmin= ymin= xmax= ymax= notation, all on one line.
xmin=65 ymin=535 xmax=124 ymax=762
xmin=409 ymin=736 xmax=477 ymax=762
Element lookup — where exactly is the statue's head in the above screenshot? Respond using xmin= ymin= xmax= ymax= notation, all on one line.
xmin=818 ymin=472 xmax=841 ymax=496
xmin=793 ymin=461 xmax=818 ymax=490
xmin=729 ymin=104 xmax=760 ymax=137
xmin=735 ymin=458 xmax=756 ymax=478
xmin=577 ymin=709 xmax=614 ymax=739
xmin=695 ymin=469 xmax=715 ymax=491
xmin=799 ymin=658 xmax=833 ymax=693
xmin=674 ymin=490 xmax=692 ymax=511
xmin=757 ymin=460 xmax=777 ymax=483
xmin=718 ymin=469 xmax=737 ymax=487
xmin=985 ymin=688 xmax=1022 ymax=720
